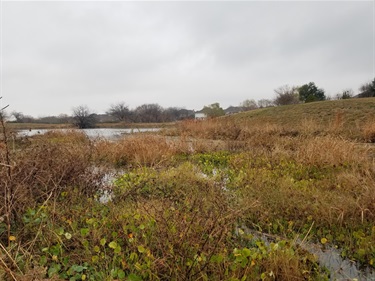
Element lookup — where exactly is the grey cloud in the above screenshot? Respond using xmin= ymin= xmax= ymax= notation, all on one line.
xmin=2 ymin=1 xmax=373 ymax=116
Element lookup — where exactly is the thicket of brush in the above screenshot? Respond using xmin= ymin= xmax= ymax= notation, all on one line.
xmin=1 ymin=109 xmax=375 ymax=280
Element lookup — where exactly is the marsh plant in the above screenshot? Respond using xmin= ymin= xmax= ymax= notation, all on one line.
xmin=1 ymin=100 xmax=375 ymax=280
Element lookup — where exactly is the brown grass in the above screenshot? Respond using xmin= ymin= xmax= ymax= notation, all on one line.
xmin=95 ymin=134 xmax=179 ymax=167
xmin=0 ymin=130 xmax=106 ymax=230
xmin=362 ymin=120 xmax=375 ymax=143
xmin=233 ymin=97 xmax=375 ymax=140
xmin=2 ymin=99 xmax=375 ymax=279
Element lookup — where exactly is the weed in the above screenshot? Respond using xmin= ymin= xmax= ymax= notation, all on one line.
xmin=2 ymin=99 xmax=375 ymax=279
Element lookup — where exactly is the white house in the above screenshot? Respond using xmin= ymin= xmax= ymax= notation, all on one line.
xmin=194 ymin=112 xmax=207 ymax=119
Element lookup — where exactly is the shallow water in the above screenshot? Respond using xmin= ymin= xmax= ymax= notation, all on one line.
xmin=17 ymin=128 xmax=160 ymax=140
xmin=301 ymin=243 xmax=375 ymax=281
xmin=237 ymin=225 xmax=375 ymax=281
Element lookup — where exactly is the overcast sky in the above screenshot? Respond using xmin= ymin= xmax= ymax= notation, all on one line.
xmin=0 ymin=1 xmax=374 ymax=117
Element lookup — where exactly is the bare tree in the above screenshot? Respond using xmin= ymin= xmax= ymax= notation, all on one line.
xmin=134 ymin=104 xmax=164 ymax=123
xmin=335 ymin=89 xmax=354 ymax=100
xmin=274 ymin=85 xmax=300 ymax=106
xmin=11 ymin=111 xmax=24 ymax=122
xmin=240 ymin=99 xmax=258 ymax=111
xmin=107 ymin=102 xmax=130 ymax=122
xmin=257 ymin=99 xmax=274 ymax=108
xmin=72 ymin=105 xmax=97 ymax=129
xmin=9 ymin=111 xmax=34 ymax=123
xmin=163 ymin=107 xmax=194 ymax=122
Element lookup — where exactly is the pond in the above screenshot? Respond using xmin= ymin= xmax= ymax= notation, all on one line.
xmin=16 ymin=128 xmax=160 ymax=140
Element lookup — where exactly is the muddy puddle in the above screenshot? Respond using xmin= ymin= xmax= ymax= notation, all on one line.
xmin=237 ymin=225 xmax=375 ymax=281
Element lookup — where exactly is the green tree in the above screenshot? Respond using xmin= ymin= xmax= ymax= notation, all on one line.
xmin=358 ymin=78 xmax=375 ymax=98
xmin=298 ymin=82 xmax=326 ymax=103
xmin=201 ymin=103 xmax=225 ymax=117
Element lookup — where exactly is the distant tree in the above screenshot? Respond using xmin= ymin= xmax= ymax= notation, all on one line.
xmin=11 ymin=111 xmax=25 ymax=123
xmin=257 ymin=99 xmax=274 ymax=108
xmin=174 ymin=108 xmax=194 ymax=120
xmin=358 ymin=78 xmax=375 ymax=98
xmin=298 ymin=82 xmax=326 ymax=103
xmin=201 ymin=103 xmax=225 ymax=117
xmin=107 ymin=102 xmax=130 ymax=122
xmin=72 ymin=105 xmax=97 ymax=128
xmin=240 ymin=99 xmax=258 ymax=110
xmin=163 ymin=107 xmax=194 ymax=122
xmin=57 ymin=114 xmax=71 ymax=124
xmin=10 ymin=111 xmax=34 ymax=123
xmin=336 ymin=89 xmax=354 ymax=100
xmin=134 ymin=103 xmax=164 ymax=123
xmin=274 ymin=85 xmax=300 ymax=106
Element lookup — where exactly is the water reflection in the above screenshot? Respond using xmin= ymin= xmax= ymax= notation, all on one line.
xmin=17 ymin=128 xmax=160 ymax=140
xmin=236 ymin=225 xmax=375 ymax=281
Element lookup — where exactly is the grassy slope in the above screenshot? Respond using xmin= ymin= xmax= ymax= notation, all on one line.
xmin=233 ymin=98 xmax=375 ymax=131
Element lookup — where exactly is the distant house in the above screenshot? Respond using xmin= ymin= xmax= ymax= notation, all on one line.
xmin=194 ymin=111 xmax=207 ymax=119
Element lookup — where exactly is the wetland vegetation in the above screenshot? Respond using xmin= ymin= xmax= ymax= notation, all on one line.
xmin=1 ymin=98 xmax=375 ymax=280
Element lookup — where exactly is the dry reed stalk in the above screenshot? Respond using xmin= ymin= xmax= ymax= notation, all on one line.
xmin=298 ymin=118 xmax=322 ymax=136
xmin=0 ymin=241 xmax=20 ymax=281
xmin=329 ymin=109 xmax=345 ymax=133
xmin=295 ymin=136 xmax=363 ymax=166
xmin=362 ymin=121 xmax=375 ymax=143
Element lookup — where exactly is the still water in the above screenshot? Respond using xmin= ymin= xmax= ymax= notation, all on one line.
xmin=17 ymin=128 xmax=160 ymax=140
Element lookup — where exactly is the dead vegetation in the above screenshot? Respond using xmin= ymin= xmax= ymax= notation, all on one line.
xmin=1 ymin=99 xmax=375 ymax=280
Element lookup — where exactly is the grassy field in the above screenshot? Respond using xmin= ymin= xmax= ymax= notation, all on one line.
xmin=1 ymin=98 xmax=375 ymax=280
xmin=232 ymin=97 xmax=375 ymax=140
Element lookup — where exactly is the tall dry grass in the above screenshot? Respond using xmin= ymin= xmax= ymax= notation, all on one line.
xmin=94 ymin=133 xmax=227 ymax=167
xmin=362 ymin=120 xmax=375 ymax=143
xmin=0 ymin=130 xmax=106 ymax=238
xmin=175 ymin=117 xmax=375 ymax=245
xmin=1 ymin=112 xmax=374 ymax=279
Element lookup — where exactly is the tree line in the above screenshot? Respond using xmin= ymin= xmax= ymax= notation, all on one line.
xmin=273 ymin=78 xmax=375 ymax=106
xmin=7 ymin=77 xmax=375 ymax=128
xmin=10 ymin=104 xmax=195 ymax=129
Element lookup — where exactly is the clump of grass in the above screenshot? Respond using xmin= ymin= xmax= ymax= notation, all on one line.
xmin=0 ymin=131 xmax=106 ymax=241
xmin=94 ymin=133 xmax=228 ymax=168
xmin=362 ymin=121 xmax=375 ymax=143
xmin=95 ymin=134 xmax=180 ymax=167
xmin=297 ymin=118 xmax=323 ymax=136
xmin=294 ymin=135 xmax=365 ymax=167
xmin=177 ymin=119 xmax=243 ymax=140
xmin=328 ymin=109 xmax=345 ymax=133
